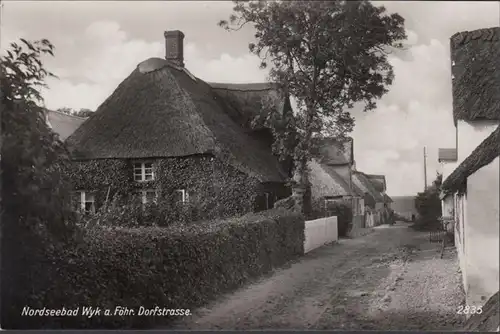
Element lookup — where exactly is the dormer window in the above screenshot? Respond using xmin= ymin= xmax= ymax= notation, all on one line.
xmin=133 ymin=162 xmax=154 ymax=182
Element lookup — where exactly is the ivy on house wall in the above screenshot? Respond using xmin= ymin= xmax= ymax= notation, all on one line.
xmin=63 ymin=155 xmax=266 ymax=223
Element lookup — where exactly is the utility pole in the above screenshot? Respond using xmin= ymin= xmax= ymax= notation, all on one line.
xmin=423 ymin=147 xmax=428 ymax=191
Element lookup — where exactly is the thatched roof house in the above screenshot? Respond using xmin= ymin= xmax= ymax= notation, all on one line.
xmin=352 ymin=171 xmax=385 ymax=208
xmin=365 ymin=174 xmax=386 ymax=193
xmin=309 ymin=159 xmax=363 ymax=199
xmin=66 ymin=31 xmax=289 ymax=184
xmin=441 ymin=126 xmax=500 ymax=194
xmin=450 ymin=27 xmax=500 ymax=125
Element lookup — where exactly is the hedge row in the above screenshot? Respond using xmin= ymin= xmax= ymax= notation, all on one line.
xmin=5 ymin=209 xmax=304 ymax=329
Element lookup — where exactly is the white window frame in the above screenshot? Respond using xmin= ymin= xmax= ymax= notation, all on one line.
xmin=133 ymin=161 xmax=155 ymax=182
xmin=74 ymin=191 xmax=96 ymax=214
xmin=175 ymin=189 xmax=189 ymax=204
xmin=264 ymin=192 xmax=270 ymax=210
xmin=139 ymin=189 xmax=158 ymax=205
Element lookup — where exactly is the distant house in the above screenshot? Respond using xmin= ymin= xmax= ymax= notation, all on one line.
xmin=439 ymin=27 xmax=500 ymax=312
xmin=309 ymin=158 xmax=364 ymax=212
xmin=366 ymin=174 xmax=393 ymax=207
xmin=308 ymin=137 xmax=365 ymax=223
xmin=351 ymin=171 xmax=388 ymax=226
xmin=65 ymin=30 xmax=292 ymax=219
xmin=352 ymin=171 xmax=385 ymax=209
xmin=45 ymin=109 xmax=86 ymax=141
xmin=382 ymin=193 xmax=393 ymax=207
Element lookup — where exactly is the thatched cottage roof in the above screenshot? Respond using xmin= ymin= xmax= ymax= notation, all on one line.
xmin=441 ymin=126 xmax=500 ymax=193
xmin=383 ymin=193 xmax=393 ymax=203
xmin=309 ymin=159 xmax=363 ymax=199
xmin=450 ymin=27 xmax=500 ymax=124
xmin=352 ymin=171 xmax=385 ymax=206
xmin=312 ymin=137 xmax=354 ymax=165
xmin=209 ymin=82 xmax=286 ymax=131
xmin=66 ymin=57 xmax=287 ymax=183
xmin=46 ymin=110 xmax=86 ymax=141
xmin=366 ymin=174 xmax=386 ymax=193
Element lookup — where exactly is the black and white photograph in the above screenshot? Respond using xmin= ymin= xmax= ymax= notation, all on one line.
xmin=1 ymin=0 xmax=499 ymax=331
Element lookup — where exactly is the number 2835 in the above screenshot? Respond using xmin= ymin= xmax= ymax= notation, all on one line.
xmin=457 ymin=305 xmax=482 ymax=315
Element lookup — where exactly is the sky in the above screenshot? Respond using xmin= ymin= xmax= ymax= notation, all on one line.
xmin=1 ymin=1 xmax=499 ymax=196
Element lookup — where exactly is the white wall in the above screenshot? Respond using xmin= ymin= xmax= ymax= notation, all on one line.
xmin=463 ymin=156 xmax=500 ymax=308
xmin=457 ymin=120 xmax=498 ymax=164
xmin=365 ymin=211 xmax=375 ymax=228
xmin=304 ymin=216 xmax=338 ymax=253
xmin=442 ymin=194 xmax=454 ymax=218
xmin=454 ymin=193 xmax=467 ymax=292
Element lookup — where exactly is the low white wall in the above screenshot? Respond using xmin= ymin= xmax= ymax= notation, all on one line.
xmin=365 ymin=212 xmax=375 ymax=228
xmin=304 ymin=216 xmax=338 ymax=254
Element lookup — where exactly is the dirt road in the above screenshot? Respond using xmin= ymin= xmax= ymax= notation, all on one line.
xmin=172 ymin=223 xmax=465 ymax=330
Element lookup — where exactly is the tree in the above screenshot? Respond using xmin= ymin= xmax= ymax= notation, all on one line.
xmin=220 ymin=1 xmax=406 ymax=213
xmin=56 ymin=106 xmax=73 ymax=115
xmin=414 ymin=172 xmax=443 ymax=231
xmin=74 ymin=108 xmax=93 ymax=118
xmin=1 ymin=38 xmax=75 ymax=326
xmin=56 ymin=107 xmax=93 ymax=118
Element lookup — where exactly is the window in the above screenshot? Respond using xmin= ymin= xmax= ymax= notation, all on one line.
xmin=175 ymin=189 xmax=189 ymax=204
xmin=133 ymin=162 xmax=154 ymax=182
xmin=73 ymin=191 xmax=96 ymax=214
xmin=139 ymin=189 xmax=158 ymax=205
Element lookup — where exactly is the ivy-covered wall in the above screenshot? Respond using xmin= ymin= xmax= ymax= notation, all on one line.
xmin=65 ymin=155 xmax=289 ymax=222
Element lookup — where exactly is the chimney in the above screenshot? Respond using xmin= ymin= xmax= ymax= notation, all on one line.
xmin=164 ymin=30 xmax=185 ymax=67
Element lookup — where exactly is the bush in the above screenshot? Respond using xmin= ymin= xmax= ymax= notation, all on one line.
xmin=4 ymin=209 xmax=305 ymax=329
xmin=414 ymin=174 xmax=442 ymax=231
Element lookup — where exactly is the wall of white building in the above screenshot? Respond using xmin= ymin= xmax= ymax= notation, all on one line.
xmin=463 ymin=156 xmax=500 ymax=308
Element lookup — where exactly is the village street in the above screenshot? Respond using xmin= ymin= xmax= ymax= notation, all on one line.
xmin=172 ymin=223 xmax=465 ymax=331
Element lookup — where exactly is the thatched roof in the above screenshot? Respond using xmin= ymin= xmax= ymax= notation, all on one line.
xmin=309 ymin=160 xmax=363 ymax=199
xmin=309 ymin=160 xmax=349 ymax=198
xmin=209 ymin=82 xmax=286 ymax=131
xmin=365 ymin=174 xmax=386 ymax=193
xmin=450 ymin=27 xmax=500 ymax=124
xmin=66 ymin=58 xmax=287 ymax=183
xmin=46 ymin=110 xmax=86 ymax=141
xmin=441 ymin=126 xmax=500 ymax=193
xmin=352 ymin=171 xmax=385 ymax=206
xmin=438 ymin=148 xmax=458 ymax=162
xmin=312 ymin=137 xmax=354 ymax=165
xmin=383 ymin=193 xmax=393 ymax=203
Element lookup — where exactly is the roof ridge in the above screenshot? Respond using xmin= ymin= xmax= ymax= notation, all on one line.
xmin=450 ymin=27 xmax=500 ymax=47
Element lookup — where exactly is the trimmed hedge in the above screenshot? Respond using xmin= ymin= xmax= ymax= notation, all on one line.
xmin=6 ymin=209 xmax=304 ymax=329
